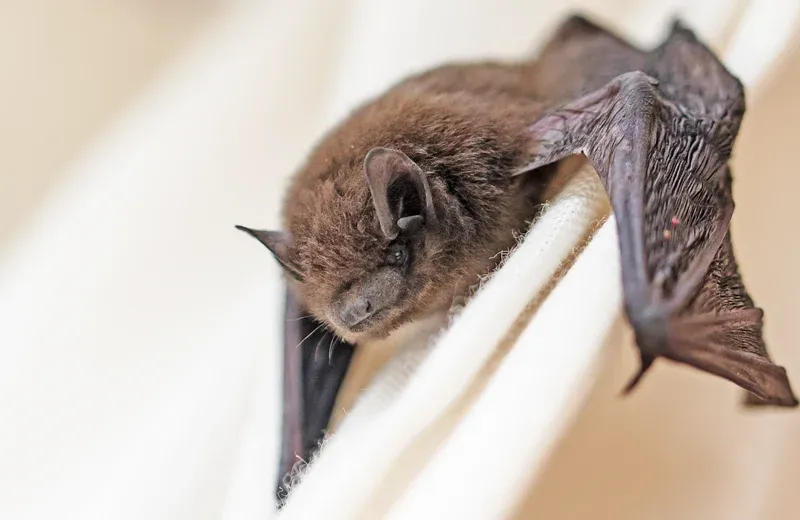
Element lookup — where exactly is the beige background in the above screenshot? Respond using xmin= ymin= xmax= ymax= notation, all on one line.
xmin=0 ymin=0 xmax=220 ymax=248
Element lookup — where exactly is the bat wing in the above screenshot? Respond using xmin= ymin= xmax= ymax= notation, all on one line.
xmin=517 ymin=20 xmax=797 ymax=406
xmin=277 ymin=287 xmax=356 ymax=504
xmin=532 ymin=14 xmax=648 ymax=102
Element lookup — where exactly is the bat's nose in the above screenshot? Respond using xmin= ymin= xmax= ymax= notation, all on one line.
xmin=339 ymin=297 xmax=374 ymax=327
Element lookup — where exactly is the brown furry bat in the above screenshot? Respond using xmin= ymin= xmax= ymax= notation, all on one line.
xmin=236 ymin=15 xmax=798 ymax=504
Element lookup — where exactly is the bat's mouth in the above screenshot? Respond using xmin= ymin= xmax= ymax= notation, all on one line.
xmin=333 ymin=304 xmax=417 ymax=344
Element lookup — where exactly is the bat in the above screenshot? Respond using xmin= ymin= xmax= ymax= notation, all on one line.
xmin=235 ymin=14 xmax=798 ymax=505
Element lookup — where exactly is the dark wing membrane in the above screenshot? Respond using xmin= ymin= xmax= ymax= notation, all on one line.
xmin=663 ymin=311 xmax=795 ymax=405
xmin=517 ymin=70 xmax=717 ymax=313
xmin=277 ymin=288 xmax=356 ymax=504
xmin=642 ymin=24 xmax=794 ymax=404
xmin=517 ymin=17 xmax=796 ymax=405
xmin=674 ymin=229 xmax=798 ymax=406
xmin=531 ymin=14 xmax=648 ymax=101
xmin=645 ymin=21 xmax=745 ymax=138
xmin=636 ymin=110 xmax=733 ymax=313
xmin=637 ymin=22 xmax=744 ymax=312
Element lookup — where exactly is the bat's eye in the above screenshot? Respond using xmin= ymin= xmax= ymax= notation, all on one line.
xmin=386 ymin=243 xmax=407 ymax=266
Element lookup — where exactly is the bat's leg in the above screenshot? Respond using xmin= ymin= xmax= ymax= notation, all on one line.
xmin=277 ymin=288 xmax=356 ymax=505
xmin=666 ymin=311 xmax=798 ymax=407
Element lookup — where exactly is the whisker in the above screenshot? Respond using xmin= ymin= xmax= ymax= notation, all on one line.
xmin=328 ymin=335 xmax=339 ymax=365
xmin=295 ymin=323 xmax=324 ymax=349
xmin=287 ymin=314 xmax=313 ymax=322
xmin=314 ymin=334 xmax=326 ymax=362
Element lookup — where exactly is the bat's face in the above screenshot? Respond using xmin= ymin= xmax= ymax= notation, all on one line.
xmin=289 ymin=232 xmax=442 ymax=344
xmin=238 ymin=148 xmax=466 ymax=344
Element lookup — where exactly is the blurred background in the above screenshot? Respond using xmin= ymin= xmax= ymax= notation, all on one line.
xmin=0 ymin=1 xmax=798 ymax=519
xmin=0 ymin=0 xmax=222 ymax=249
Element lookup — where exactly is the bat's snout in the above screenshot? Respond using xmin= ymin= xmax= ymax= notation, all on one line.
xmin=339 ymin=297 xmax=375 ymax=328
xmin=331 ymin=267 xmax=404 ymax=336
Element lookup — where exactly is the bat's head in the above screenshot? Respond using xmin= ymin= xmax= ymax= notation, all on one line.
xmin=237 ymin=87 xmax=543 ymax=343
xmin=237 ymin=147 xmax=468 ymax=343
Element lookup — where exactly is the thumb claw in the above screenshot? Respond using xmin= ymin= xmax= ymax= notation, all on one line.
xmin=621 ymin=353 xmax=655 ymax=396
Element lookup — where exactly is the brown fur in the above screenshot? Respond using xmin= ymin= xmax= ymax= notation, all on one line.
xmin=279 ymin=62 xmax=552 ymax=342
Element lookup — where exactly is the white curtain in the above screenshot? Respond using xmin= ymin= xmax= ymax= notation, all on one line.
xmin=1 ymin=1 xmax=798 ymax=519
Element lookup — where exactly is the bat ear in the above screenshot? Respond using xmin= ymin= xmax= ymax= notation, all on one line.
xmin=363 ymin=147 xmax=437 ymax=240
xmin=235 ymin=225 xmax=304 ymax=281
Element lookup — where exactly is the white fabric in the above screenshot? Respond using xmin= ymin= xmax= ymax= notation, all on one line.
xmin=279 ymin=165 xmax=611 ymax=518
xmin=1 ymin=1 xmax=799 ymax=519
